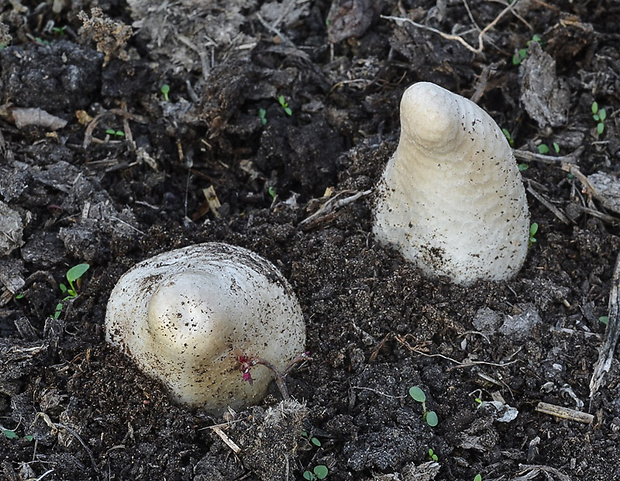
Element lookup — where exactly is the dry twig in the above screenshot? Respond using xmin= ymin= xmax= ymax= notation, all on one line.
xmin=535 ymin=401 xmax=594 ymax=424
xmin=589 ymin=251 xmax=620 ymax=403
xmin=516 ymin=146 xmax=620 ymax=223
xmin=381 ymin=0 xmax=521 ymax=54
xmin=300 ymin=189 xmax=372 ymax=230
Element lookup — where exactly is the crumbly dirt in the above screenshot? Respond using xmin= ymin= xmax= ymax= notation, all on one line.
xmin=1 ymin=1 xmax=620 ymax=480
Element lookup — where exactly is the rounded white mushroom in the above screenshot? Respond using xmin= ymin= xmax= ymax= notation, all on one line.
xmin=373 ymin=82 xmax=530 ymax=285
xmin=105 ymin=242 xmax=306 ymax=414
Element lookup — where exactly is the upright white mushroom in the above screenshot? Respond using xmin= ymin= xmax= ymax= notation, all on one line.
xmin=373 ymin=82 xmax=530 ymax=285
xmin=105 ymin=243 xmax=306 ymax=414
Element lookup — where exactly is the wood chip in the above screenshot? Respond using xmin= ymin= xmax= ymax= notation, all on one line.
xmin=535 ymin=401 xmax=594 ymax=424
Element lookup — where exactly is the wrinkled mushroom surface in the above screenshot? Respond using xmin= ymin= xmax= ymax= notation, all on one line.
xmin=105 ymin=242 xmax=306 ymax=414
xmin=373 ymin=82 xmax=530 ymax=285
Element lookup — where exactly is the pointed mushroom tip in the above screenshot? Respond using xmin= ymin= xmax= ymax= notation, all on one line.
xmin=400 ymin=82 xmax=459 ymax=148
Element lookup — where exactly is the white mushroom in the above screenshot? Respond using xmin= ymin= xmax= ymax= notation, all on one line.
xmin=105 ymin=242 xmax=306 ymax=414
xmin=373 ymin=82 xmax=530 ymax=285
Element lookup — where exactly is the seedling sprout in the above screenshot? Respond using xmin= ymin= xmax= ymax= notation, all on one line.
xmin=409 ymin=386 xmax=439 ymax=427
xmin=278 ymin=95 xmax=293 ymax=116
xmin=529 ymin=223 xmax=538 ymax=246
xmin=303 ymin=465 xmax=328 ymax=480
xmin=161 ymin=84 xmax=170 ymax=101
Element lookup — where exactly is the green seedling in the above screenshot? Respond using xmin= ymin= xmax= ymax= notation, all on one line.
xmin=105 ymin=129 xmax=125 ymax=139
xmin=2 ymin=428 xmax=18 ymax=439
xmin=501 ymin=128 xmax=514 ymax=147
xmin=61 ymin=263 xmax=90 ymax=299
xmin=161 ymin=84 xmax=170 ymax=102
xmin=258 ymin=108 xmax=267 ymax=125
xmin=278 ymin=95 xmax=292 ymax=116
xmin=15 ymin=293 xmax=24 ymax=300
xmin=600 ymin=316 xmax=609 ymax=326
xmin=303 ymin=465 xmax=328 ymax=480
xmin=592 ymin=102 xmax=607 ymax=135
xmin=474 ymin=475 xmax=483 ymax=481
xmin=1 ymin=428 xmax=32 ymax=441
xmin=428 ymin=448 xmax=439 ymax=461
xmin=537 ymin=143 xmax=559 ymax=155
xmin=518 ymin=163 xmax=529 ymax=172
xmin=52 ymin=26 xmax=67 ymax=36
xmin=54 ymin=263 xmax=90 ymax=319
xmin=301 ymin=430 xmax=322 ymax=447
xmin=268 ymin=186 xmax=277 ymax=200
xmin=409 ymin=386 xmax=439 ymax=427
xmin=512 ymin=34 xmax=542 ymax=65
xmin=529 ymin=223 xmax=538 ymax=246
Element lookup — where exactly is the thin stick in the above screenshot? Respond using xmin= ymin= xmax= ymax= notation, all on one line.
xmin=516 ymin=146 xmax=620 ymax=220
xmin=526 ymin=184 xmax=571 ymax=225
xmin=589 ymin=251 xmax=620 ymax=403
xmin=211 ymin=425 xmax=241 ymax=454
xmin=513 ymin=146 xmax=583 ymax=166
xmin=381 ymin=0 xmax=520 ymax=55
xmin=300 ymin=189 xmax=372 ymax=229
xmin=535 ymin=402 xmax=594 ymax=424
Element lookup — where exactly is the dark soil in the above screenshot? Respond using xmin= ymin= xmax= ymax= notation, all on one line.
xmin=2 ymin=1 xmax=620 ymax=480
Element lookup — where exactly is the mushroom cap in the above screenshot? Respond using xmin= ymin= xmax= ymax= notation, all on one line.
xmin=400 ymin=82 xmax=460 ymax=154
xmin=105 ymin=242 xmax=306 ymax=414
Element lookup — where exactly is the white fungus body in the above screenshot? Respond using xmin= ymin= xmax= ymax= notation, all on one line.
xmin=105 ymin=243 xmax=306 ymax=414
xmin=373 ymin=82 xmax=530 ymax=285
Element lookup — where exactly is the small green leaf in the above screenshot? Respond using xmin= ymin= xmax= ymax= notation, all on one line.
xmin=474 ymin=475 xmax=482 ymax=481
xmin=512 ymin=54 xmax=521 ymax=66
xmin=67 ymin=263 xmax=90 ymax=283
xmin=426 ymin=411 xmax=439 ymax=427
xmin=258 ymin=108 xmax=267 ymax=125
xmin=409 ymin=386 xmax=426 ymax=403
xmin=161 ymin=84 xmax=170 ymax=101
xmin=54 ymin=302 xmax=63 ymax=319
xmin=313 ymin=465 xmax=329 ymax=479
xmin=268 ymin=186 xmax=277 ymax=199
xmin=530 ymin=223 xmax=539 ymax=236
xmin=537 ymin=144 xmax=549 ymax=154
xmin=518 ymin=163 xmax=529 ymax=171
xmin=311 ymin=437 xmax=321 ymax=447
xmin=501 ymin=128 xmax=514 ymax=146
xmin=553 ymin=142 xmax=560 ymax=153
xmin=599 ymin=108 xmax=607 ymax=121
xmin=597 ymin=122 xmax=605 ymax=135
xmin=592 ymin=102 xmax=599 ymax=115
xmin=531 ymin=34 xmax=542 ymax=43
xmin=600 ymin=316 xmax=609 ymax=325
xmin=60 ymin=283 xmax=67 ymax=294
xmin=15 ymin=293 xmax=24 ymax=299
xmin=24 ymin=434 xmax=34 ymax=441
xmin=2 ymin=429 xmax=18 ymax=439
xmin=303 ymin=471 xmax=314 ymax=481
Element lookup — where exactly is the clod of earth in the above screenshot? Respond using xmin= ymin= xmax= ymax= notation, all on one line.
xmin=105 ymin=242 xmax=306 ymax=415
xmin=373 ymin=82 xmax=530 ymax=285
